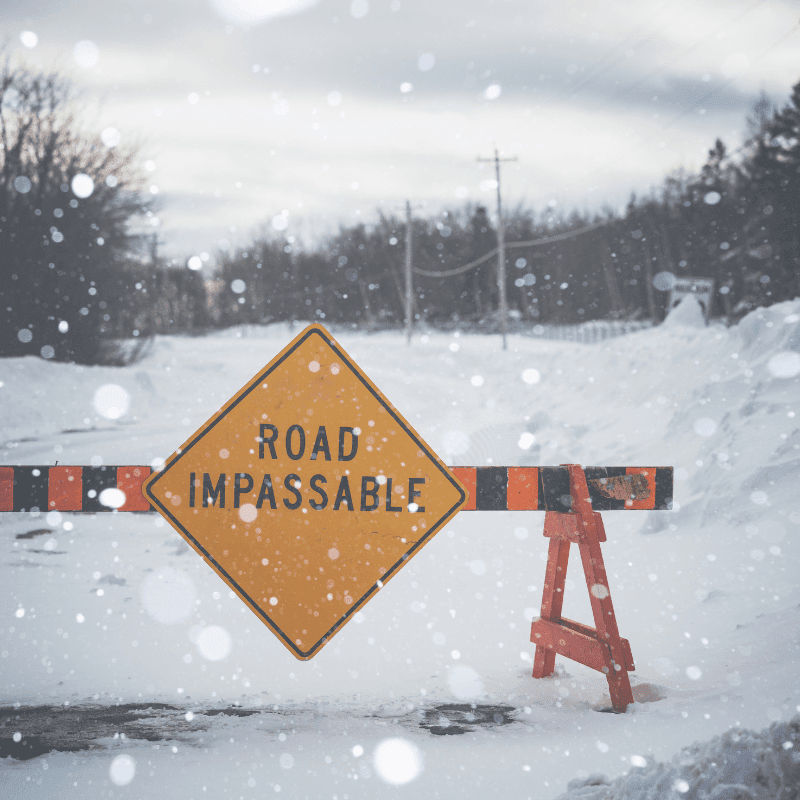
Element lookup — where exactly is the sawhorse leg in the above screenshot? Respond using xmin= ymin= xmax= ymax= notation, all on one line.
xmin=532 ymin=532 xmax=569 ymax=679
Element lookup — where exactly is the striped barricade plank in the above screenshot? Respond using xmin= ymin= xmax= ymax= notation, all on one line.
xmin=0 ymin=466 xmax=153 ymax=512
xmin=451 ymin=466 xmax=672 ymax=512
xmin=0 ymin=465 xmax=671 ymax=513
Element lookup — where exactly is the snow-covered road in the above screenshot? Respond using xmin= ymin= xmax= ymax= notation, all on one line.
xmin=2 ymin=299 xmax=799 ymax=798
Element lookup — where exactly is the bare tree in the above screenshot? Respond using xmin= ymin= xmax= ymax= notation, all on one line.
xmin=0 ymin=59 xmax=151 ymax=363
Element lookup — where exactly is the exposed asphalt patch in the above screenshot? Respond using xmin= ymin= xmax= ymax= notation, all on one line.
xmin=0 ymin=700 xmax=520 ymax=760
xmin=15 ymin=529 xmax=52 ymax=540
xmin=416 ymin=704 xmax=517 ymax=736
xmin=0 ymin=702 xmax=310 ymax=761
xmin=0 ymin=703 xmax=181 ymax=760
xmin=0 ymin=734 xmax=53 ymax=760
xmin=97 ymin=574 xmax=127 ymax=586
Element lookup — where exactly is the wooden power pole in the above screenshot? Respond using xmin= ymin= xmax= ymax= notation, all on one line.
xmin=405 ymin=201 xmax=414 ymax=344
xmin=477 ymin=149 xmax=517 ymax=350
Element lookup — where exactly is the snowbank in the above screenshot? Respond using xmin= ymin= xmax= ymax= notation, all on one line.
xmin=0 ymin=355 xmax=164 ymax=447
xmin=558 ymin=715 xmax=800 ymax=800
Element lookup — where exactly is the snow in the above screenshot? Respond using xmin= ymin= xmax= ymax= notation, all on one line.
xmin=663 ymin=294 xmax=706 ymax=328
xmin=1 ymin=302 xmax=799 ymax=797
xmin=558 ymin=715 xmax=800 ymax=800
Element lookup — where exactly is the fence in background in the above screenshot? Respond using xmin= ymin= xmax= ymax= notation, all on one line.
xmin=523 ymin=319 xmax=653 ymax=344
xmin=191 ymin=319 xmax=656 ymax=344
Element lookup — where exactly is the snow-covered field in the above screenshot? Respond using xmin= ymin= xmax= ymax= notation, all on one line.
xmin=2 ymin=298 xmax=799 ymax=798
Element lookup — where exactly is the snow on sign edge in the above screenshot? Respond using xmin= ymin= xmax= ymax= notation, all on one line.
xmin=142 ymin=322 xmax=468 ymax=660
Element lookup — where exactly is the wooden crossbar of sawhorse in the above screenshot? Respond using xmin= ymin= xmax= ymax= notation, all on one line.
xmin=530 ymin=464 xmax=635 ymax=713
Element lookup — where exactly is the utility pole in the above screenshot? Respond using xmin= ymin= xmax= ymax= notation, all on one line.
xmin=401 ymin=200 xmax=424 ymax=344
xmin=405 ymin=200 xmax=413 ymax=345
xmin=477 ymin=149 xmax=517 ymax=350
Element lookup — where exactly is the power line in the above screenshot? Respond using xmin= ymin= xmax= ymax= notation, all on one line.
xmin=586 ymin=0 xmax=763 ymax=113
xmin=567 ymin=9 xmax=669 ymax=99
xmin=662 ymin=17 xmax=800 ymax=130
xmin=413 ymin=246 xmax=499 ymax=278
xmin=507 ymin=221 xmax=606 ymax=249
xmin=412 ymin=220 xmax=606 ymax=278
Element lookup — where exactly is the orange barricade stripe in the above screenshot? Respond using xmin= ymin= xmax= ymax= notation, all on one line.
xmin=49 ymin=466 xmax=83 ymax=511
xmin=0 ymin=467 xmax=13 ymax=511
xmin=117 ymin=466 xmax=152 ymax=511
xmin=626 ymin=466 xmax=656 ymax=510
xmin=507 ymin=467 xmax=539 ymax=510
xmin=451 ymin=467 xmax=476 ymax=511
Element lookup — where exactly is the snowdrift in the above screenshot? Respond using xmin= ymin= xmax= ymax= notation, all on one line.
xmin=559 ymin=714 xmax=800 ymax=800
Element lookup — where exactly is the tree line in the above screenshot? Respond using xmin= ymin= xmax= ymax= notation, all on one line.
xmin=213 ymin=84 xmax=800 ymax=331
xmin=2 ymin=59 xmax=799 ymax=365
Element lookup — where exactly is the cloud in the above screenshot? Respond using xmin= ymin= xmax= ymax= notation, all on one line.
xmin=7 ymin=0 xmax=798 ymax=259
xmin=210 ymin=0 xmax=323 ymax=27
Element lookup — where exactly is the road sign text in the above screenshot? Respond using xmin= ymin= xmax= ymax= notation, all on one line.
xmin=187 ymin=471 xmax=426 ymax=512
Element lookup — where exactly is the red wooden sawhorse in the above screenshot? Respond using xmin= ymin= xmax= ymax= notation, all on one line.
xmin=452 ymin=461 xmax=672 ymax=713
xmin=529 ymin=464 xmax=634 ymax=712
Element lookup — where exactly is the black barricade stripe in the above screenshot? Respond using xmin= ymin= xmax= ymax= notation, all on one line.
xmin=82 ymin=466 xmax=118 ymax=512
xmin=475 ymin=466 xmax=508 ymax=510
xmin=585 ymin=466 xmax=611 ymax=511
xmin=13 ymin=466 xmax=49 ymax=512
xmin=540 ymin=467 xmax=572 ymax=513
xmin=654 ymin=467 xmax=673 ymax=510
xmin=585 ymin=465 xmax=625 ymax=511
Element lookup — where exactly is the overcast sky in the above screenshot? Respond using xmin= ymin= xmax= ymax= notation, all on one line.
xmin=4 ymin=0 xmax=799 ymax=261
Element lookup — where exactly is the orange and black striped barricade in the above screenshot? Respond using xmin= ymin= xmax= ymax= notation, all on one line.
xmin=453 ymin=463 xmax=673 ymax=713
xmin=2 ymin=460 xmax=671 ymax=711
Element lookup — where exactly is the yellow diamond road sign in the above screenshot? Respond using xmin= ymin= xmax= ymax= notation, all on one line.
xmin=143 ymin=324 xmax=467 ymax=659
